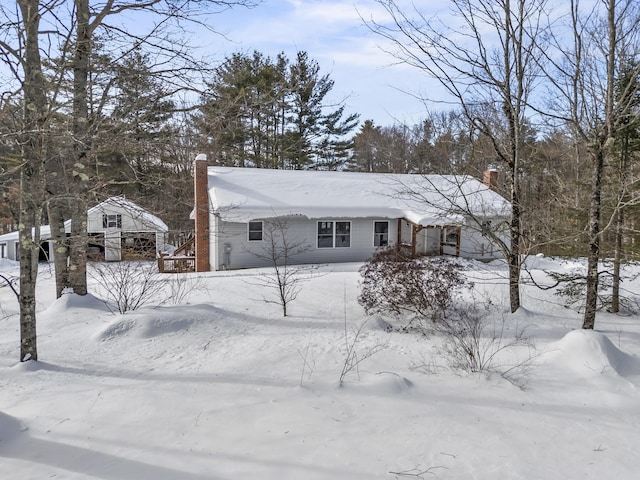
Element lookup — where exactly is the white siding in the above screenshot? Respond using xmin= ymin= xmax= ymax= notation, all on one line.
xmin=211 ymin=215 xmax=507 ymax=271
xmin=88 ymin=204 xmax=159 ymax=233
xmin=213 ymin=217 xmax=400 ymax=270
xmin=459 ymin=217 xmax=508 ymax=260
xmin=88 ymin=202 xmax=166 ymax=260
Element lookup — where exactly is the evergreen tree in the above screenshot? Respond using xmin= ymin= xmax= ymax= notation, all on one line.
xmin=198 ymin=50 xmax=358 ymax=170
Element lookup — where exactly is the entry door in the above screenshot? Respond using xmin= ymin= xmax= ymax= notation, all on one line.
xmin=104 ymin=232 xmax=122 ymax=261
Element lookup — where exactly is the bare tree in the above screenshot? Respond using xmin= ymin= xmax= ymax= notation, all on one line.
xmin=540 ymin=0 xmax=640 ymax=328
xmin=59 ymin=0 xmax=256 ymax=297
xmin=366 ymin=0 xmax=548 ymax=313
xmin=247 ymin=217 xmax=317 ymax=317
xmin=609 ymin=57 xmax=640 ymax=313
xmin=0 ymin=0 xmax=255 ymax=361
xmin=10 ymin=0 xmax=50 ymax=361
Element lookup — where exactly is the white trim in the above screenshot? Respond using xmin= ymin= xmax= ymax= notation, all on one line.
xmin=248 ymin=221 xmax=263 ymax=242
xmin=316 ymin=220 xmax=351 ymax=249
xmin=373 ymin=220 xmax=390 ymax=247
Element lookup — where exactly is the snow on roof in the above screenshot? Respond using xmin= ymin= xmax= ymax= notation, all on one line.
xmin=89 ymin=196 xmax=169 ymax=232
xmin=207 ymin=167 xmax=511 ymax=226
xmin=0 ymin=225 xmax=52 ymax=243
xmin=0 ymin=197 xmax=168 ymax=243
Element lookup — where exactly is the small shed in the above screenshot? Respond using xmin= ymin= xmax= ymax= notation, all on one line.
xmin=0 ymin=197 xmax=168 ymax=262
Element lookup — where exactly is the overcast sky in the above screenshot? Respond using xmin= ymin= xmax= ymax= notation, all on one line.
xmin=199 ymin=0 xmax=450 ymax=127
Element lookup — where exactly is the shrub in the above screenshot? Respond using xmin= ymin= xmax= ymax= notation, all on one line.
xmin=358 ymin=247 xmax=471 ymax=326
xmin=436 ymin=304 xmax=536 ymax=387
xmin=89 ymin=261 xmax=161 ymax=314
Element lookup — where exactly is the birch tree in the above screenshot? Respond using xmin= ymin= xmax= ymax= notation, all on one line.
xmin=15 ymin=0 xmax=48 ymax=361
xmin=367 ymin=0 xmax=548 ymax=313
xmin=1 ymin=0 xmax=254 ymax=360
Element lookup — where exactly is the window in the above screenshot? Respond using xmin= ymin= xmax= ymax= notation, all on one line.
xmin=317 ymin=221 xmax=334 ymax=248
xmin=317 ymin=221 xmax=351 ymax=248
xmin=248 ymin=221 xmax=263 ymax=241
xmin=374 ymin=221 xmax=389 ymax=247
xmin=335 ymin=221 xmax=351 ymax=247
xmin=102 ymin=214 xmax=122 ymax=229
xmin=444 ymin=228 xmax=459 ymax=246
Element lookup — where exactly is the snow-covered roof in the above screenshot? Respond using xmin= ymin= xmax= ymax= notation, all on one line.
xmin=89 ymin=196 xmax=169 ymax=232
xmin=0 ymin=197 xmax=168 ymax=243
xmin=207 ymin=167 xmax=511 ymax=226
xmin=0 ymin=226 xmax=52 ymax=243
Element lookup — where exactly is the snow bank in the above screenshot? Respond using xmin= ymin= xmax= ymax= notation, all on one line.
xmin=0 ymin=412 xmax=27 ymax=443
xmin=42 ymin=292 xmax=110 ymax=315
xmin=549 ymin=329 xmax=640 ymax=380
xmin=343 ymin=372 xmax=415 ymax=395
xmin=0 ymin=259 xmax=19 ymax=271
xmin=524 ymin=254 xmax=585 ymax=272
xmin=95 ymin=304 xmax=229 ymax=340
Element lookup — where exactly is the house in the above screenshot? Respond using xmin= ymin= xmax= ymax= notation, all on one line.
xmin=185 ymin=154 xmax=511 ymax=272
xmin=0 ymin=197 xmax=169 ymax=262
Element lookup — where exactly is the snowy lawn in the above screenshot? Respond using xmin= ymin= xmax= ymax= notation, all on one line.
xmin=1 ymin=258 xmax=639 ymax=479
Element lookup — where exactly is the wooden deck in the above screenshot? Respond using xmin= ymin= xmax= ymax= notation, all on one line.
xmin=158 ymin=255 xmax=195 ymax=273
xmin=157 ymin=237 xmax=195 ymax=273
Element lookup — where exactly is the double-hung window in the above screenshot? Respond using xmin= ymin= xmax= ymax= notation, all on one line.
xmin=373 ymin=221 xmax=389 ymax=247
xmin=102 ymin=214 xmax=122 ymax=229
xmin=248 ymin=221 xmax=263 ymax=241
xmin=317 ymin=221 xmax=351 ymax=248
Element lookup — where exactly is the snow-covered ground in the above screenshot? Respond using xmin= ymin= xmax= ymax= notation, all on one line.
xmin=1 ymin=257 xmax=639 ymax=479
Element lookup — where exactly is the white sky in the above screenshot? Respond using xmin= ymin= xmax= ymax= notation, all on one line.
xmin=190 ymin=0 xmax=454 ymax=126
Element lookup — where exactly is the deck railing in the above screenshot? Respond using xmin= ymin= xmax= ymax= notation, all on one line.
xmin=157 ymin=254 xmax=196 ymax=273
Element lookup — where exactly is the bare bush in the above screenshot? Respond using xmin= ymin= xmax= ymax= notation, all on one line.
xmin=358 ymin=248 xmax=471 ymax=328
xmin=164 ymin=273 xmax=208 ymax=305
xmin=297 ymin=337 xmax=316 ymax=387
xmin=358 ymin=250 xmax=535 ymax=385
xmin=339 ymin=318 xmax=387 ymax=387
xmin=339 ymin=283 xmax=386 ymax=386
xmin=436 ymin=304 xmax=536 ymax=387
xmin=89 ymin=261 xmax=161 ymax=314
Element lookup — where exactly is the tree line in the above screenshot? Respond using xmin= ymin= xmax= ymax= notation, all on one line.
xmin=0 ymin=0 xmax=639 ymax=362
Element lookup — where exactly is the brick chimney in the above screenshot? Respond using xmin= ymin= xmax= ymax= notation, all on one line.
xmin=194 ymin=154 xmax=210 ymax=272
xmin=483 ymin=168 xmax=498 ymax=190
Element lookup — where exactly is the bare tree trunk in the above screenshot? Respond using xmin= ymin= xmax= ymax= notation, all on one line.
xmin=610 ymin=77 xmax=635 ymax=313
xmin=68 ymin=0 xmax=91 ymax=295
xmin=583 ymin=0 xmax=617 ymax=329
xmin=47 ymin=198 xmax=71 ymax=298
xmin=582 ymin=148 xmax=604 ymax=329
xmin=610 ymin=204 xmax=623 ymax=313
xmin=17 ymin=0 xmax=48 ymax=361
xmin=509 ymin=192 xmax=522 ymax=313
xmin=18 ymin=178 xmax=42 ymax=362
xmin=68 ymin=203 xmax=88 ymax=295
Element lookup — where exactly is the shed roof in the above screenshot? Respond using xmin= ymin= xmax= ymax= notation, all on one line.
xmin=0 ymin=196 xmax=168 ymax=243
xmin=206 ymin=167 xmax=511 ymax=226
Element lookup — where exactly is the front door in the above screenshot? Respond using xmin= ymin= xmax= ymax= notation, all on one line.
xmin=105 ymin=232 xmax=122 ymax=261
